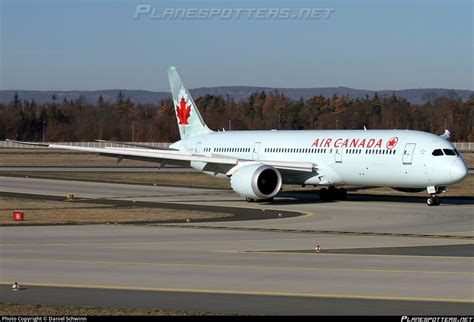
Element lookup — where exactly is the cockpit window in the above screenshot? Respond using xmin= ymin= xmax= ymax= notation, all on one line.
xmin=443 ymin=149 xmax=456 ymax=156
xmin=454 ymin=149 xmax=460 ymax=156
xmin=432 ymin=149 xmax=443 ymax=156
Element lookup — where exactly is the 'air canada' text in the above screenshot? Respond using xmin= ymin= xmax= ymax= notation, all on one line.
xmin=311 ymin=137 xmax=398 ymax=149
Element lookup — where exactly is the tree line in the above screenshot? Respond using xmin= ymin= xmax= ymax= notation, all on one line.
xmin=0 ymin=90 xmax=473 ymax=142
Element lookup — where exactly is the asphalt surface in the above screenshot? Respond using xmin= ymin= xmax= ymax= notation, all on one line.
xmin=3 ymin=285 xmax=473 ymax=315
xmin=0 ymin=176 xmax=473 ymax=315
xmin=265 ymin=243 xmax=474 ymax=257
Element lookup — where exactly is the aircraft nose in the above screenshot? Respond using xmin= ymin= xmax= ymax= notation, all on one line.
xmin=450 ymin=158 xmax=468 ymax=182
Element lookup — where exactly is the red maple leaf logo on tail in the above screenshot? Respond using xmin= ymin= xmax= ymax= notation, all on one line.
xmin=386 ymin=137 xmax=398 ymax=149
xmin=176 ymin=97 xmax=191 ymax=125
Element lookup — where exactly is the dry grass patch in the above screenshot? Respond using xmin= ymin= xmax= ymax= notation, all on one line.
xmin=0 ymin=303 xmax=221 ymax=316
xmin=0 ymin=197 xmax=230 ymax=225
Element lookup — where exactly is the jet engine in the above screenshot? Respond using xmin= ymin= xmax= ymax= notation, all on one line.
xmin=230 ymin=164 xmax=282 ymax=201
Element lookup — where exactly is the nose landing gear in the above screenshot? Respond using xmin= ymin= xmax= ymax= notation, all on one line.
xmin=426 ymin=186 xmax=445 ymax=206
xmin=427 ymin=195 xmax=440 ymax=206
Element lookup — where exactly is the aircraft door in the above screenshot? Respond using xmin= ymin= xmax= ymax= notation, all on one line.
xmin=252 ymin=142 xmax=261 ymax=160
xmin=402 ymin=143 xmax=416 ymax=164
xmin=335 ymin=148 xmax=342 ymax=163
xmin=195 ymin=142 xmax=202 ymax=154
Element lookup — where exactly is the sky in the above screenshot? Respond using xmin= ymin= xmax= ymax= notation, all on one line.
xmin=1 ymin=0 xmax=472 ymax=91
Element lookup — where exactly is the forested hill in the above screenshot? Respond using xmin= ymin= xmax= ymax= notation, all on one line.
xmin=1 ymin=87 xmax=473 ymax=105
xmin=1 ymin=90 xmax=473 ymax=142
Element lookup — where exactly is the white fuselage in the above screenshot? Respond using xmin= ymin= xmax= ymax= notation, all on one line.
xmin=171 ymin=129 xmax=468 ymax=189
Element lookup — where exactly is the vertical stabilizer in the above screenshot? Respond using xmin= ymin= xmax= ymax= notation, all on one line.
xmin=167 ymin=66 xmax=212 ymax=139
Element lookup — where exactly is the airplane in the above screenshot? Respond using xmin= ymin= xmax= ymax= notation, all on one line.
xmin=8 ymin=66 xmax=469 ymax=206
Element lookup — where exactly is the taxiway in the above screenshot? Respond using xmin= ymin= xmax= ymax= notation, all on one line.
xmin=0 ymin=176 xmax=472 ymax=315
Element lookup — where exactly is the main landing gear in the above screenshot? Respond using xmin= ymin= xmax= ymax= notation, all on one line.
xmin=319 ymin=187 xmax=347 ymax=201
xmin=246 ymin=197 xmax=274 ymax=203
xmin=426 ymin=186 xmax=445 ymax=206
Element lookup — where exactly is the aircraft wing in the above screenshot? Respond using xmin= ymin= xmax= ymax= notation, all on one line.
xmin=6 ymin=140 xmax=317 ymax=174
xmin=94 ymin=140 xmax=179 ymax=151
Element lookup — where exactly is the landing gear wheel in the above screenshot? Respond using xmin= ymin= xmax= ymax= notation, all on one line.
xmin=319 ymin=188 xmax=329 ymax=201
xmin=246 ymin=198 xmax=255 ymax=203
xmin=337 ymin=188 xmax=347 ymax=201
xmin=320 ymin=187 xmax=347 ymax=201
xmin=427 ymin=196 xmax=441 ymax=206
xmin=427 ymin=197 xmax=434 ymax=206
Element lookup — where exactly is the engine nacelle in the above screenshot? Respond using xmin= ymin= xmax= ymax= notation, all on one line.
xmin=230 ymin=164 xmax=282 ymax=200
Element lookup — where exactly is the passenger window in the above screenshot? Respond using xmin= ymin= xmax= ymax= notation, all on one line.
xmin=432 ymin=149 xmax=443 ymax=156
xmin=443 ymin=149 xmax=456 ymax=156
